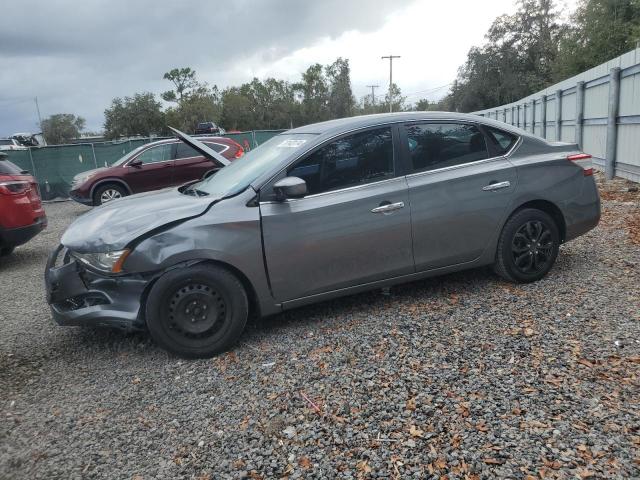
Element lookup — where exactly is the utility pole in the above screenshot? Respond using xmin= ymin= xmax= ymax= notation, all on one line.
xmin=366 ymin=85 xmax=379 ymax=106
xmin=34 ymin=97 xmax=43 ymax=131
xmin=381 ymin=55 xmax=401 ymax=112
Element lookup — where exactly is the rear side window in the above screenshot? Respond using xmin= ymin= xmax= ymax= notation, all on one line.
xmin=288 ymin=127 xmax=394 ymax=195
xmin=203 ymin=142 xmax=228 ymax=153
xmin=485 ymin=127 xmax=518 ymax=155
xmin=0 ymin=159 xmax=24 ymax=175
xmin=405 ymin=123 xmax=488 ymax=173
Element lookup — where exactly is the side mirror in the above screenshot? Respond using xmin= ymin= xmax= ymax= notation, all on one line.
xmin=273 ymin=176 xmax=307 ymax=200
xmin=129 ymin=159 xmax=142 ymax=167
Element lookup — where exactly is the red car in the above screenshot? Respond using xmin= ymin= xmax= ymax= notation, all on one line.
xmin=0 ymin=153 xmax=47 ymax=256
xmin=69 ymin=136 xmax=244 ymax=206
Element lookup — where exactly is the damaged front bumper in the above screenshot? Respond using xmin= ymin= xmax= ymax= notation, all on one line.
xmin=45 ymin=245 xmax=149 ymax=331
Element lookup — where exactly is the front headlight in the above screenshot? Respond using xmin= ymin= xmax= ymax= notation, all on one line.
xmin=73 ymin=249 xmax=131 ymax=274
xmin=72 ymin=172 xmax=98 ymax=186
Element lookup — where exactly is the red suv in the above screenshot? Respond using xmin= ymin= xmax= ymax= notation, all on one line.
xmin=0 ymin=153 xmax=47 ymax=256
xmin=69 ymin=136 xmax=244 ymax=206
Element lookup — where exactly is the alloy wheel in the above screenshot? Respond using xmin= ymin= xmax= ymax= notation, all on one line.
xmin=511 ymin=220 xmax=554 ymax=274
xmin=100 ymin=188 xmax=122 ymax=203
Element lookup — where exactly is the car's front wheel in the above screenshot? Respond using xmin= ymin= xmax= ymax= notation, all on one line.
xmin=93 ymin=183 xmax=127 ymax=206
xmin=145 ymin=264 xmax=249 ymax=358
xmin=494 ymin=208 xmax=560 ymax=283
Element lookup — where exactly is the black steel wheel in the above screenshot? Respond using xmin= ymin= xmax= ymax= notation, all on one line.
xmin=494 ymin=208 xmax=560 ymax=283
xmin=146 ymin=265 xmax=248 ymax=358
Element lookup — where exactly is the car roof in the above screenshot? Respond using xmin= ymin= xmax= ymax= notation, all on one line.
xmin=288 ymin=111 xmax=528 ymax=137
xmin=249 ymin=112 xmax=537 ymax=191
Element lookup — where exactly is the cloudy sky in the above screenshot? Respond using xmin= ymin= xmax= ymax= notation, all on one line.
xmin=0 ymin=0 xmax=574 ymax=135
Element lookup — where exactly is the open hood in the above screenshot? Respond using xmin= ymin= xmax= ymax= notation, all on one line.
xmin=169 ymin=126 xmax=230 ymax=166
xmin=61 ymin=187 xmax=216 ymax=252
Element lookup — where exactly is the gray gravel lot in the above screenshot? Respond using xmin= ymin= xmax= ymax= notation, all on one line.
xmin=1 ymin=177 xmax=639 ymax=479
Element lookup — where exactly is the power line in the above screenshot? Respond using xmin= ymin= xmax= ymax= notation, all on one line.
xmin=381 ymin=55 xmax=401 ymax=113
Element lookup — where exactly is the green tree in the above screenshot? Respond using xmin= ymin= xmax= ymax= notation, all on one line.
xmin=381 ymin=83 xmax=407 ymax=112
xmin=554 ymin=0 xmax=640 ymax=80
xmin=326 ymin=58 xmax=355 ymax=118
xmin=103 ymin=92 xmax=165 ymax=139
xmin=442 ymin=0 xmax=563 ymax=112
xmin=165 ymin=85 xmax=222 ymax=133
xmin=41 ymin=113 xmax=85 ymax=144
xmin=220 ymin=87 xmax=254 ymax=130
xmin=161 ymin=67 xmax=199 ymax=103
xmin=295 ymin=63 xmax=330 ymax=124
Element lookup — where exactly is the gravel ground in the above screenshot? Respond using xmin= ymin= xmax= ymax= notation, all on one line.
xmin=1 ymin=175 xmax=639 ymax=479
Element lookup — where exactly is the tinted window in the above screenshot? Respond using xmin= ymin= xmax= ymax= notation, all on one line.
xmin=0 ymin=139 xmax=13 ymax=146
xmin=405 ymin=123 xmax=488 ymax=172
xmin=288 ymin=127 xmax=394 ymax=195
xmin=486 ymin=127 xmax=518 ymax=155
xmin=0 ymin=159 xmax=24 ymax=175
xmin=175 ymin=143 xmax=201 ymax=159
xmin=135 ymin=144 xmax=172 ymax=164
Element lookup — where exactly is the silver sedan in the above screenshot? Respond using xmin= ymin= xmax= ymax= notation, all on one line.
xmin=45 ymin=112 xmax=600 ymax=357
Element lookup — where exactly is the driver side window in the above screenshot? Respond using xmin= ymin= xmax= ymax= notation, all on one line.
xmin=136 ymin=144 xmax=172 ymax=164
xmin=288 ymin=127 xmax=394 ymax=195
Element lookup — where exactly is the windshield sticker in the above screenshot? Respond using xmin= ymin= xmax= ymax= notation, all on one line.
xmin=277 ymin=139 xmax=307 ymax=148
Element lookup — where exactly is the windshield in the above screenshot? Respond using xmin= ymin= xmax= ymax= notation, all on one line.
xmin=0 ymin=139 xmax=13 ymax=146
xmin=111 ymin=144 xmax=148 ymax=166
xmin=194 ymin=133 xmax=317 ymax=198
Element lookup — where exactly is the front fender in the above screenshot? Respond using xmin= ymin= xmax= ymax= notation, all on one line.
xmin=124 ymin=189 xmax=279 ymax=317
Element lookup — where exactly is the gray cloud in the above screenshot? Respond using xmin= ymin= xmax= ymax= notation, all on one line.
xmin=0 ymin=0 xmax=413 ymax=134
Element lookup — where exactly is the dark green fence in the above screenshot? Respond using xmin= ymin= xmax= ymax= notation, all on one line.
xmin=4 ymin=130 xmax=284 ymax=200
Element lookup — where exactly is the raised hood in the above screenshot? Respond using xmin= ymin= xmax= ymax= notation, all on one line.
xmin=61 ymin=187 xmax=215 ymax=252
xmin=169 ymin=127 xmax=230 ymax=166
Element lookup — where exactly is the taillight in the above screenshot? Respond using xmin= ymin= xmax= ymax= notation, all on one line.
xmin=567 ymin=153 xmax=593 ymax=176
xmin=234 ymin=146 xmax=244 ymax=159
xmin=0 ymin=180 xmax=30 ymax=195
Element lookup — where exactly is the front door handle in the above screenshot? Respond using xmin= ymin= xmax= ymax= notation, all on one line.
xmin=371 ymin=201 xmax=405 ymax=214
xmin=482 ymin=181 xmax=511 ymax=191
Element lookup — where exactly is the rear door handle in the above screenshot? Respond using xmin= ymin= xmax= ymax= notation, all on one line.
xmin=482 ymin=181 xmax=511 ymax=191
xmin=371 ymin=201 xmax=405 ymax=214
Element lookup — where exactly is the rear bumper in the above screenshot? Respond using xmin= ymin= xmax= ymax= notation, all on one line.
xmin=69 ymin=189 xmax=94 ymax=206
xmin=44 ymin=245 xmax=149 ymax=331
xmin=565 ymin=176 xmax=601 ymax=242
xmin=0 ymin=216 xmax=47 ymax=247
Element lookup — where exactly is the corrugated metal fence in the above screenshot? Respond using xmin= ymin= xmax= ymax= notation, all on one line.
xmin=473 ymin=47 xmax=640 ymax=183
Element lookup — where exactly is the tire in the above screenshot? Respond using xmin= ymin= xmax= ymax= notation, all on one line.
xmin=494 ymin=208 xmax=560 ymax=283
xmin=0 ymin=246 xmax=15 ymax=257
xmin=145 ymin=264 xmax=248 ymax=358
xmin=93 ymin=183 xmax=127 ymax=206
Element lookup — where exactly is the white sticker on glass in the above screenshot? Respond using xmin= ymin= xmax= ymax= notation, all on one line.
xmin=277 ymin=139 xmax=307 ymax=148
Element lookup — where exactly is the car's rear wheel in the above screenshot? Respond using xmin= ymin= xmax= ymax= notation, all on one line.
xmin=94 ymin=183 xmax=127 ymax=206
xmin=0 ymin=246 xmax=15 ymax=257
xmin=145 ymin=264 xmax=248 ymax=358
xmin=494 ymin=208 xmax=560 ymax=283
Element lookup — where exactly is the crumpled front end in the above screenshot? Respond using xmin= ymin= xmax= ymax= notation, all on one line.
xmin=45 ymin=245 xmax=150 ymax=331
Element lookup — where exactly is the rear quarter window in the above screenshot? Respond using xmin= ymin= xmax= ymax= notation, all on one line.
xmin=485 ymin=127 xmax=518 ymax=155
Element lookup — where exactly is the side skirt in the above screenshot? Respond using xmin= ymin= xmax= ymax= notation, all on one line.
xmin=280 ymin=258 xmax=492 ymax=311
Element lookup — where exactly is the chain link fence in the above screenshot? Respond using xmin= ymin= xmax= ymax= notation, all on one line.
xmin=3 ymin=130 xmax=284 ymax=200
